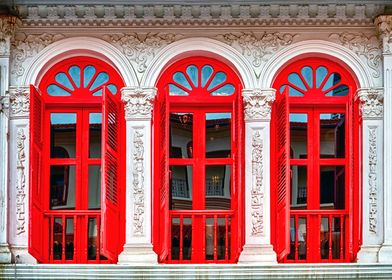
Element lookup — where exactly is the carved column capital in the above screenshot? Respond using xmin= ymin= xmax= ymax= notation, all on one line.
xmin=121 ymin=87 xmax=157 ymax=121
xmin=243 ymin=88 xmax=276 ymax=121
xmin=9 ymin=86 xmax=29 ymax=119
xmin=0 ymin=15 xmax=18 ymax=56
xmin=356 ymin=88 xmax=384 ymax=120
xmin=375 ymin=15 xmax=392 ymax=54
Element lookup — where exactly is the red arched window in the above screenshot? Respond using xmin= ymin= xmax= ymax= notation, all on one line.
xmin=153 ymin=56 xmax=244 ymax=263
xmin=29 ymin=56 xmax=125 ymax=263
xmin=271 ymin=57 xmax=361 ymax=263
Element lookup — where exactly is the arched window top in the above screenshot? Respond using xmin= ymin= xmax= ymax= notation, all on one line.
xmin=273 ymin=57 xmax=357 ymax=100
xmin=157 ymin=56 xmax=242 ymax=100
xmin=39 ymin=56 xmax=124 ymax=102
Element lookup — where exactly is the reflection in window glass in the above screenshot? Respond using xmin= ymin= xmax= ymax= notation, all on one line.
xmin=301 ymin=66 xmax=313 ymax=88
xmin=186 ymin=65 xmax=198 ymax=87
xmin=170 ymin=166 xmax=192 ymax=209
xmin=68 ymin=65 xmax=81 ymax=88
xmin=173 ymin=72 xmax=192 ymax=90
xmin=207 ymin=72 xmax=226 ymax=90
xmin=289 ymin=217 xmax=307 ymax=260
xmin=325 ymin=84 xmax=349 ymax=97
xmin=88 ymin=165 xmax=101 ymax=210
xmin=65 ymin=218 xmax=74 ymax=260
xmin=89 ymin=113 xmax=102 ymax=158
xmin=290 ymin=166 xmax=307 ymax=209
xmin=55 ymin=72 xmax=74 ymax=91
xmin=84 ymin=65 xmax=96 ymax=87
xmin=170 ymin=113 xmax=193 ymax=158
xmin=320 ymin=217 xmax=330 ymax=259
xmin=88 ymin=218 xmax=98 ymax=260
xmin=288 ymin=72 xmax=307 ymax=91
xmin=202 ymin=65 xmax=214 ymax=87
xmin=320 ymin=114 xmax=345 ymax=158
xmin=210 ymin=84 xmax=235 ymax=96
xmin=51 ymin=113 xmax=77 ymax=158
xmin=90 ymin=72 xmax=109 ymax=91
xmin=205 ymin=165 xmax=231 ymax=210
xmin=320 ymin=166 xmax=345 ymax=209
xmin=53 ymin=218 xmax=63 ymax=260
xmin=290 ymin=113 xmax=307 ymax=159
xmin=322 ymin=73 xmax=341 ymax=91
xmin=206 ymin=113 xmax=231 ymax=158
xmin=50 ymin=165 xmax=76 ymax=210
xmin=316 ymin=66 xmax=328 ymax=88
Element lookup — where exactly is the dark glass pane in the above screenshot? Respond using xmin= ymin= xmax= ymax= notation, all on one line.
xmin=290 ymin=113 xmax=307 ymax=159
xmin=298 ymin=218 xmax=307 ymax=260
xmin=182 ymin=218 xmax=192 ymax=260
xmin=290 ymin=166 xmax=307 ymax=209
xmin=53 ymin=218 xmax=63 ymax=260
xmin=325 ymin=84 xmax=349 ymax=97
xmin=88 ymin=165 xmax=101 ymax=210
xmin=50 ymin=113 xmax=76 ymax=158
xmin=170 ymin=166 xmax=192 ymax=210
xmin=171 ymin=218 xmax=180 ymax=260
xmin=89 ymin=113 xmax=102 ymax=158
xmin=205 ymin=165 xmax=231 ymax=210
xmin=320 ymin=113 xmax=345 ymax=158
xmin=206 ymin=113 xmax=231 ymax=158
xmin=332 ymin=217 xmax=343 ymax=259
xmin=320 ymin=166 xmax=345 ymax=209
xmin=50 ymin=165 xmax=75 ymax=210
xmin=217 ymin=218 xmax=228 ymax=260
xmin=320 ymin=217 xmax=330 ymax=259
xmin=205 ymin=218 xmax=214 ymax=260
xmin=170 ymin=113 xmax=193 ymax=158
xmin=287 ymin=217 xmax=295 ymax=260
xmin=65 ymin=218 xmax=74 ymax=260
xmin=88 ymin=218 xmax=98 ymax=260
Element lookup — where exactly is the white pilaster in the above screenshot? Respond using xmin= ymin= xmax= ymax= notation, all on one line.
xmin=376 ymin=15 xmax=392 ymax=262
xmin=118 ymin=87 xmax=158 ymax=264
xmin=238 ymin=88 xmax=277 ymax=263
xmin=356 ymin=88 xmax=384 ymax=263
xmin=0 ymin=15 xmax=17 ymax=264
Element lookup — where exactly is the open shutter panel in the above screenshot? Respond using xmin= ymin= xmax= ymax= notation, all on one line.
xmin=101 ymin=87 xmax=121 ymax=262
xmin=347 ymin=89 xmax=355 ymax=261
xmin=276 ymin=87 xmax=290 ymax=261
xmin=158 ymin=87 xmax=169 ymax=262
xmin=29 ymin=85 xmax=45 ymax=262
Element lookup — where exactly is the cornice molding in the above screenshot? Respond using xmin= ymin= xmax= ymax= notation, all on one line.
xmin=356 ymin=88 xmax=384 ymax=119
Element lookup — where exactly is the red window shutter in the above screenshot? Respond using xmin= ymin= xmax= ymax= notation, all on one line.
xmin=275 ymin=87 xmax=290 ymax=261
xmin=101 ymin=87 xmax=121 ymax=262
xmin=158 ymin=89 xmax=169 ymax=262
xmin=28 ymin=85 xmax=45 ymax=262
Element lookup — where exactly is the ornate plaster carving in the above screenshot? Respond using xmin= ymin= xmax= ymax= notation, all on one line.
xmin=368 ymin=127 xmax=377 ymax=234
xmin=121 ymin=87 xmax=156 ymax=120
xmin=10 ymin=33 xmax=65 ymax=84
xmin=218 ymin=32 xmax=297 ymax=76
xmin=329 ymin=33 xmax=382 ymax=78
xmin=251 ymin=130 xmax=264 ymax=236
xmin=133 ymin=129 xmax=145 ymax=235
xmin=242 ymin=88 xmax=276 ymax=121
xmin=0 ymin=95 xmax=10 ymax=117
xmin=356 ymin=88 xmax=383 ymax=119
xmin=16 ymin=128 xmax=26 ymax=236
xmin=375 ymin=15 xmax=392 ymax=54
xmin=9 ymin=86 xmax=29 ymax=119
xmin=0 ymin=15 xmax=18 ymax=56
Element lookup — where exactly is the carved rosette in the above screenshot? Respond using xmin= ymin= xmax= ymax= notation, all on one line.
xmin=243 ymin=88 xmax=276 ymax=121
xmin=133 ymin=129 xmax=145 ymax=235
xmin=16 ymin=128 xmax=26 ymax=235
xmin=375 ymin=15 xmax=392 ymax=54
xmin=9 ymin=86 xmax=30 ymax=119
xmin=0 ymin=15 xmax=18 ymax=56
xmin=121 ymin=87 xmax=157 ymax=120
xmin=356 ymin=88 xmax=384 ymax=119
xmin=251 ymin=130 xmax=264 ymax=236
xmin=368 ymin=127 xmax=377 ymax=234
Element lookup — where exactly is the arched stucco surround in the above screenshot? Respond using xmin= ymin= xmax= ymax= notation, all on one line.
xmin=22 ymin=37 xmax=138 ymax=86
xmin=260 ymin=40 xmax=373 ymax=89
xmin=142 ymin=37 xmax=257 ymax=89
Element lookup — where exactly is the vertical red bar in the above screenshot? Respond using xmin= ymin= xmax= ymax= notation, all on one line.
xmin=97 ymin=215 xmax=100 ymax=262
xmin=225 ymin=215 xmax=229 ymax=261
xmin=202 ymin=215 xmax=206 ymax=260
xmin=180 ymin=215 xmax=183 ymax=261
xmin=74 ymin=215 xmax=77 ymax=262
xmin=50 ymin=216 xmax=54 ymax=262
xmin=168 ymin=215 xmax=172 ymax=262
xmin=294 ymin=215 xmax=298 ymax=261
xmin=62 ymin=215 xmax=65 ymax=261
xmin=213 ymin=215 xmax=217 ymax=261
xmin=328 ymin=215 xmax=332 ymax=261
xmin=340 ymin=215 xmax=344 ymax=260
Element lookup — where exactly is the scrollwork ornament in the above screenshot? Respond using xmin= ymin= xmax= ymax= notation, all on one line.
xmin=16 ymin=128 xmax=26 ymax=235
xmin=133 ymin=129 xmax=145 ymax=235
xmin=356 ymin=88 xmax=383 ymax=119
xmin=251 ymin=130 xmax=264 ymax=236
xmin=243 ymin=88 xmax=276 ymax=121
xmin=368 ymin=127 xmax=377 ymax=234
xmin=121 ymin=87 xmax=156 ymax=120
xmin=9 ymin=86 xmax=29 ymax=119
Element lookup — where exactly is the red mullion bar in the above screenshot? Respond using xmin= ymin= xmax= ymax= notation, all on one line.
xmin=318 ymin=159 xmax=346 ymax=166
xmin=340 ymin=215 xmax=344 ymax=260
xmin=168 ymin=215 xmax=172 ymax=262
xmin=225 ymin=215 xmax=229 ymax=261
xmin=202 ymin=215 xmax=206 ymax=260
xmin=213 ymin=215 xmax=217 ymax=261
xmin=294 ymin=215 xmax=298 ymax=261
xmin=62 ymin=215 xmax=65 ymax=261
xmin=180 ymin=215 xmax=183 ymax=261
xmin=204 ymin=158 xmax=233 ymax=165
xmin=96 ymin=215 xmax=100 ymax=262
xmin=50 ymin=216 xmax=54 ymax=262
xmin=290 ymin=159 xmax=308 ymax=166
xmin=169 ymin=159 xmax=193 ymax=165
xmin=49 ymin=159 xmax=77 ymax=165
xmin=290 ymin=209 xmax=347 ymax=215
xmin=86 ymin=158 xmax=101 ymax=165
xmin=328 ymin=215 xmax=333 ymax=261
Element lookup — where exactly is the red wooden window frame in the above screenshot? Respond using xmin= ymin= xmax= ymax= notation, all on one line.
xmin=29 ymin=56 xmax=125 ymax=263
xmin=271 ymin=57 xmax=361 ymax=263
xmin=153 ymin=56 xmax=245 ymax=263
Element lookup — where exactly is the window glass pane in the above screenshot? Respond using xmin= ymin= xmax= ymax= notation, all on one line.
xmin=290 ymin=166 xmax=307 ymax=209
xmin=206 ymin=113 xmax=231 ymax=158
xmin=89 ymin=72 xmax=109 ymax=91
xmin=170 ymin=166 xmax=192 ymax=210
xmin=47 ymin=84 xmax=72 ymax=96
xmin=290 ymin=113 xmax=307 ymax=159
xmin=55 ymin=72 xmax=74 ymax=91
xmin=171 ymin=218 xmax=180 ymax=260
xmin=88 ymin=165 xmax=101 ymax=210
xmin=68 ymin=65 xmax=80 ymax=88
xmin=316 ymin=66 xmax=328 ymax=88
xmin=202 ymin=65 xmax=214 ymax=87
xmin=207 ymin=72 xmax=226 ymax=90
xmin=298 ymin=218 xmax=307 ymax=260
xmin=320 ymin=217 xmax=330 ymax=259
xmin=173 ymin=72 xmax=192 ymax=90
xmin=50 ymin=165 xmax=76 ymax=210
xmin=183 ymin=218 xmax=192 ymax=260
xmin=88 ymin=218 xmax=98 ymax=260
xmin=288 ymin=72 xmax=307 ymax=91
xmin=65 ymin=218 xmax=74 ymax=260
xmin=322 ymin=72 xmax=341 ymax=91
xmin=52 ymin=218 xmax=63 ymax=260
xmin=169 ymin=84 xmax=189 ymax=96
xmin=325 ymin=84 xmax=349 ymax=97
xmin=289 ymin=217 xmax=307 ymax=260
xmin=89 ymin=113 xmax=102 ymax=158
xmin=186 ymin=65 xmax=198 ymax=87
xmin=320 ymin=113 xmax=345 ymax=158
xmin=205 ymin=218 xmax=214 ymax=260
xmin=301 ymin=66 xmax=313 ymax=88
xmin=83 ymin=65 xmax=96 ymax=88
xmin=205 ymin=165 xmax=231 ymax=210
xmin=50 ymin=113 xmax=76 ymax=158
xmin=320 ymin=166 xmax=345 ymax=209
xmin=170 ymin=113 xmax=193 ymax=158
xmin=210 ymin=84 xmax=235 ymax=96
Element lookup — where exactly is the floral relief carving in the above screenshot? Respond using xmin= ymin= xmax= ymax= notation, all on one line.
xmin=329 ymin=33 xmax=382 ymax=78
xmin=251 ymin=130 xmax=264 ymax=236
xmin=9 ymin=86 xmax=29 ymax=118
xmin=0 ymin=16 xmax=18 ymax=56
xmin=10 ymin=33 xmax=65 ymax=83
xmin=356 ymin=88 xmax=383 ymax=119
xmin=375 ymin=15 xmax=392 ymax=54
xmin=243 ymin=89 xmax=276 ymax=121
xmin=121 ymin=87 xmax=156 ymax=120
xmin=368 ymin=127 xmax=377 ymax=234
xmin=16 ymin=128 xmax=26 ymax=235
xmin=133 ymin=129 xmax=145 ymax=235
